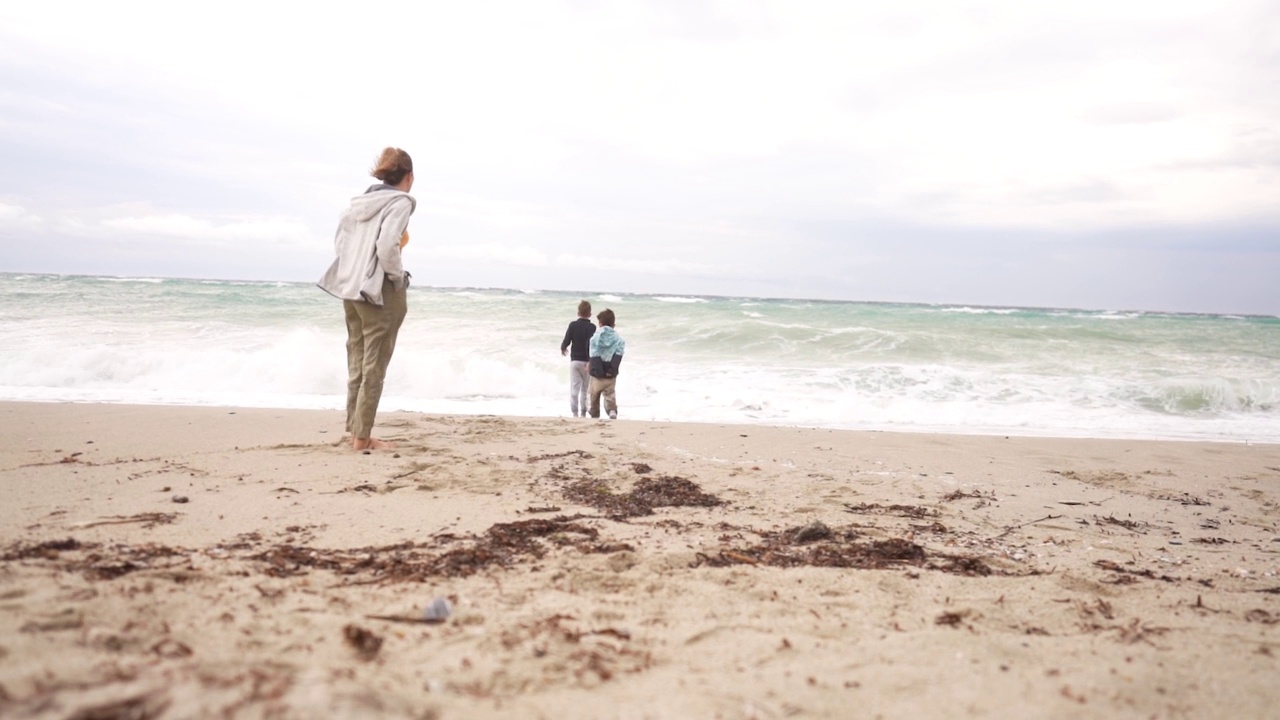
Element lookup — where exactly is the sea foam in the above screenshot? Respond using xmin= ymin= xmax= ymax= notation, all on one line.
xmin=2 ymin=273 xmax=1278 ymax=443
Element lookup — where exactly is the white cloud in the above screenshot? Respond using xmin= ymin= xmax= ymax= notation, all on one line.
xmin=424 ymin=240 xmax=727 ymax=278
xmin=100 ymin=214 xmax=312 ymax=247
xmin=1080 ymin=102 xmax=1183 ymax=126
xmin=427 ymin=242 xmax=551 ymax=268
xmin=1 ymin=0 xmax=1278 ymax=312
xmin=0 ymin=202 xmax=43 ymax=228
xmin=423 ymin=192 xmax=555 ymax=230
xmin=553 ymin=251 xmax=723 ymax=278
xmin=5 ymin=1 xmax=1274 ymax=233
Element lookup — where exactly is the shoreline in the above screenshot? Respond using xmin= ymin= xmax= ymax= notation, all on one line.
xmin=3 ymin=397 xmax=1275 ymax=446
xmin=2 ymin=401 xmax=1279 ymax=718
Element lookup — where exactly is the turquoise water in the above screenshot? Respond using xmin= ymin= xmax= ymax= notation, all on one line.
xmin=2 ymin=272 xmax=1278 ymax=442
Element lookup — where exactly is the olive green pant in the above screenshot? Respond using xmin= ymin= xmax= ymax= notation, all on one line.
xmin=343 ymin=279 xmax=407 ymax=439
xmin=588 ymin=376 xmax=617 ymax=419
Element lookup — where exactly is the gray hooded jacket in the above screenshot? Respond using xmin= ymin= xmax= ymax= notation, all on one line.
xmin=317 ymin=186 xmax=416 ymax=305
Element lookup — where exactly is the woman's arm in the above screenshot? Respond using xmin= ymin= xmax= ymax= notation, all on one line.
xmin=375 ymin=197 xmax=413 ymax=288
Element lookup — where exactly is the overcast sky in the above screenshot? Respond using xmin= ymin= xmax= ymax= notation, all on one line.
xmin=1 ymin=1 xmax=1277 ymax=314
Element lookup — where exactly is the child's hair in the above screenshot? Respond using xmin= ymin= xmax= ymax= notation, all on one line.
xmin=597 ymin=309 xmax=615 ymax=327
xmin=371 ymin=147 xmax=414 ymax=186
xmin=577 ymin=300 xmax=592 ymax=317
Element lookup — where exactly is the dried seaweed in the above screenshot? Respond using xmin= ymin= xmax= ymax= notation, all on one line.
xmin=1 ymin=537 xmax=84 ymax=560
xmin=4 ymin=514 xmax=633 ymax=587
xmin=4 ymin=539 xmax=187 ymax=581
xmin=909 ymin=521 xmax=949 ymax=534
xmin=1093 ymin=515 xmax=1145 ymax=532
xmin=1154 ymin=493 xmax=1210 ymax=506
xmin=936 ymin=610 xmax=971 ymax=627
xmin=252 ymin=516 xmax=615 ymax=582
xmin=563 ymin=475 xmax=724 ymax=518
xmin=1111 ymin=618 xmax=1170 ymax=645
xmin=936 ymin=556 xmax=995 ymax=576
xmin=73 ymin=513 xmax=179 ymax=529
xmin=342 ymin=624 xmax=383 ymax=660
xmin=941 ymin=490 xmax=996 ymax=502
xmin=1094 ymin=559 xmax=1179 ymax=583
xmin=693 ymin=521 xmax=997 ymax=576
xmin=81 ymin=545 xmax=187 ymax=580
xmin=1051 ymin=470 xmax=1133 ymax=486
xmin=491 ymin=613 xmax=651 ymax=688
xmin=65 ymin=691 xmax=171 ymax=720
xmin=526 ymin=450 xmax=594 ymax=463
xmin=842 ymin=502 xmax=939 ymax=519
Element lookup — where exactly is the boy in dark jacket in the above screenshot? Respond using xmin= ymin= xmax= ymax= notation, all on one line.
xmin=560 ymin=300 xmax=595 ymax=417
xmin=588 ymin=308 xmax=626 ymax=419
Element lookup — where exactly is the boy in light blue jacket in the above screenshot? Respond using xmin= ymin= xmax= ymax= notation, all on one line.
xmin=588 ymin=308 xmax=626 ymax=419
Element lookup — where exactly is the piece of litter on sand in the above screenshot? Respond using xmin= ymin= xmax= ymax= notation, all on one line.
xmin=360 ymin=598 xmax=452 ymax=626
xmin=424 ymin=597 xmax=453 ymax=622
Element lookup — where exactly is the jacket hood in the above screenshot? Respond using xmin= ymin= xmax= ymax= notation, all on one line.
xmin=593 ymin=326 xmax=625 ymax=360
xmin=350 ymin=187 xmax=416 ymax=222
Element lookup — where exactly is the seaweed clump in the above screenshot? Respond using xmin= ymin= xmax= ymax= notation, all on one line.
xmin=563 ymin=475 xmax=724 ymax=519
xmin=253 ymin=515 xmax=627 ymax=582
xmin=696 ymin=521 xmax=995 ymax=577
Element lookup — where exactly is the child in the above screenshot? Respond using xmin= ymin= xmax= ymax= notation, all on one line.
xmin=560 ymin=300 xmax=596 ymax=417
xmin=588 ymin=308 xmax=626 ymax=419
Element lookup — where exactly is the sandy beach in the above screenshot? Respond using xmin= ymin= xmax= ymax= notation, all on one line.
xmin=1 ymin=401 xmax=1278 ymax=719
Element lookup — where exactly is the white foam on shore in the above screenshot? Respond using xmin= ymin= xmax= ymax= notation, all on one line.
xmin=3 ymin=273 xmax=1278 ymax=443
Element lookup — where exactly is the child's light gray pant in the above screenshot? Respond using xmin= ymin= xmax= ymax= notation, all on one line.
xmin=569 ymin=360 xmax=590 ymax=416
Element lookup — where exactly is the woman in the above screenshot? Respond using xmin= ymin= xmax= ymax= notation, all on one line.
xmin=318 ymin=147 xmax=416 ymax=450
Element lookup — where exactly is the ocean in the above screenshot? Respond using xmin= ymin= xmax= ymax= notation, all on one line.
xmin=2 ymin=273 xmax=1277 ymax=443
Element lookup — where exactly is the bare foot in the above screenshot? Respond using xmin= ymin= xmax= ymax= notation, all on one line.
xmin=352 ymin=437 xmax=396 ymax=451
